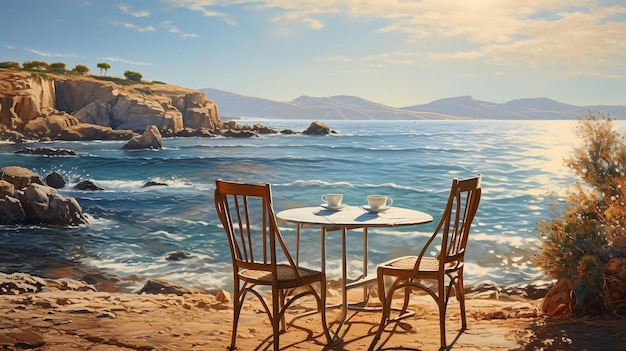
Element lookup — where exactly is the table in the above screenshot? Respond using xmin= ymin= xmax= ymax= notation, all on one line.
xmin=276 ymin=205 xmax=433 ymax=341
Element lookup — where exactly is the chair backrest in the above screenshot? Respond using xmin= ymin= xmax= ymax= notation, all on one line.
xmin=214 ymin=179 xmax=298 ymax=276
xmin=417 ymin=174 xmax=482 ymax=271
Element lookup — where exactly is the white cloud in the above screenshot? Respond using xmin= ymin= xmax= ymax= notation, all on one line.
xmin=118 ymin=22 xmax=157 ymax=32
xmin=27 ymin=48 xmax=78 ymax=58
xmin=160 ymin=20 xmax=198 ymax=38
xmin=102 ymin=56 xmax=153 ymax=66
xmin=118 ymin=4 xmax=151 ymax=17
xmin=158 ymin=0 xmax=626 ymax=78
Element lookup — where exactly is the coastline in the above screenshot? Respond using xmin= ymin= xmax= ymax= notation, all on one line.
xmin=1 ymin=272 xmax=625 ymax=350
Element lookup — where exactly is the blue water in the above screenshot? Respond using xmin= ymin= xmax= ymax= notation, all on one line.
xmin=0 ymin=119 xmax=586 ymax=292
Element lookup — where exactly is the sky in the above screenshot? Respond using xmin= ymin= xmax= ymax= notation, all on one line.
xmin=2 ymin=0 xmax=626 ymax=108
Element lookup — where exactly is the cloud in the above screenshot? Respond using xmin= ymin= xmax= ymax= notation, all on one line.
xmin=157 ymin=0 xmax=626 ymax=78
xmin=102 ymin=56 xmax=153 ymax=66
xmin=118 ymin=4 xmax=151 ymax=17
xmin=117 ymin=22 xmax=157 ymax=32
xmin=26 ymin=48 xmax=78 ymax=58
xmin=160 ymin=20 xmax=198 ymax=38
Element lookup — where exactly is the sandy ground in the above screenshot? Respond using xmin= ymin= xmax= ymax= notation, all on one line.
xmin=1 ymin=274 xmax=625 ymax=351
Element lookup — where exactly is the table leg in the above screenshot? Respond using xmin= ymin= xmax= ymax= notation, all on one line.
xmin=295 ymin=223 xmax=301 ymax=266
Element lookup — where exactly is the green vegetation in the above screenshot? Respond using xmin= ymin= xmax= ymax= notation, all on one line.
xmin=71 ymin=64 xmax=89 ymax=75
xmin=0 ymin=61 xmax=20 ymax=69
xmin=23 ymin=60 xmax=49 ymax=70
xmin=48 ymin=62 xmax=67 ymax=73
xmin=124 ymin=70 xmax=143 ymax=82
xmin=135 ymin=87 xmax=153 ymax=95
xmin=536 ymin=113 xmax=626 ymax=314
xmin=97 ymin=62 xmax=111 ymax=76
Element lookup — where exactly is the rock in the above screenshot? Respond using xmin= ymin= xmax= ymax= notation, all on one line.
xmin=0 ymin=179 xmax=15 ymax=197
xmin=58 ymin=123 xmax=135 ymax=141
xmin=123 ymin=125 xmax=163 ymax=150
xmin=303 ymin=121 xmax=335 ymax=135
xmin=0 ymin=168 xmax=87 ymax=225
xmin=19 ymin=183 xmax=88 ymax=226
xmin=0 ymin=128 xmax=26 ymax=142
xmin=541 ymin=278 xmax=573 ymax=317
xmin=15 ymin=147 xmax=78 ymax=156
xmin=143 ymin=180 xmax=168 ymax=188
xmin=221 ymin=129 xmax=258 ymax=138
xmin=0 ymin=196 xmax=27 ymax=224
xmin=45 ymin=171 xmax=66 ymax=188
xmin=252 ymin=123 xmax=277 ymax=134
xmin=22 ymin=113 xmax=81 ymax=139
xmin=165 ymin=251 xmax=192 ymax=261
xmin=0 ymin=166 xmax=45 ymax=190
xmin=74 ymin=179 xmax=104 ymax=191
xmin=138 ymin=278 xmax=197 ymax=296
xmin=280 ymin=129 xmax=299 ymax=135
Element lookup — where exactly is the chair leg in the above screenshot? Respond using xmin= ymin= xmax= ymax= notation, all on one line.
xmin=368 ymin=274 xmax=387 ymax=351
xmin=368 ymin=288 xmax=393 ymax=351
xmin=457 ymin=271 xmax=467 ymax=330
xmin=438 ymin=279 xmax=447 ymax=349
xmin=230 ymin=282 xmax=242 ymax=350
xmin=272 ymin=288 xmax=281 ymax=351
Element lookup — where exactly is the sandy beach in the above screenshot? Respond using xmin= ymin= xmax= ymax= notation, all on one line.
xmin=1 ymin=273 xmax=625 ymax=351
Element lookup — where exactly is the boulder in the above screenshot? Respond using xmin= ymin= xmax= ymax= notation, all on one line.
xmin=22 ymin=113 xmax=81 ymax=139
xmin=45 ymin=171 xmax=66 ymax=189
xmin=58 ymin=123 xmax=135 ymax=141
xmin=303 ymin=121 xmax=334 ymax=135
xmin=0 ymin=166 xmax=44 ymax=190
xmin=143 ymin=181 xmax=168 ymax=188
xmin=541 ymin=278 xmax=573 ymax=317
xmin=74 ymin=179 xmax=104 ymax=191
xmin=15 ymin=147 xmax=78 ymax=156
xmin=122 ymin=125 xmax=163 ymax=150
xmin=0 ymin=179 xmax=15 ymax=197
xmin=17 ymin=183 xmax=88 ymax=226
xmin=138 ymin=278 xmax=198 ymax=296
xmin=0 ymin=196 xmax=27 ymax=224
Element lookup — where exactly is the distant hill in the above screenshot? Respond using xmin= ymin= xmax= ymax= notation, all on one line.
xmin=200 ymin=88 xmax=626 ymax=120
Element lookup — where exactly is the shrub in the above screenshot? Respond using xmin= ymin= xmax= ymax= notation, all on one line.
xmin=124 ymin=70 xmax=143 ymax=82
xmin=536 ymin=112 xmax=626 ymax=314
xmin=0 ymin=61 xmax=20 ymax=69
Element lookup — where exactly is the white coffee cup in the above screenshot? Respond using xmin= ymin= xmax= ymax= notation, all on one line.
xmin=367 ymin=195 xmax=393 ymax=209
xmin=321 ymin=194 xmax=343 ymax=207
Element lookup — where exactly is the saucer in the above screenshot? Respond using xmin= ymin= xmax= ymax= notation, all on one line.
xmin=362 ymin=205 xmax=389 ymax=213
xmin=321 ymin=203 xmax=346 ymax=211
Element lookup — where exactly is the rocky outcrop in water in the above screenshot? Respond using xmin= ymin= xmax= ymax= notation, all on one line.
xmin=0 ymin=166 xmax=88 ymax=226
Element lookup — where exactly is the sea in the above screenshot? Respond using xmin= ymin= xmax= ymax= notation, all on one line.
xmin=0 ymin=119 xmax=595 ymax=293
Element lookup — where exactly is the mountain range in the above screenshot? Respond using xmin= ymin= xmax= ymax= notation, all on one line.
xmin=200 ymin=88 xmax=626 ymax=120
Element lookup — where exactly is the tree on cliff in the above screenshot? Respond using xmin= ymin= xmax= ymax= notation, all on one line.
xmin=536 ymin=112 xmax=626 ymax=315
xmin=97 ymin=62 xmax=111 ymax=76
xmin=124 ymin=70 xmax=143 ymax=82
xmin=23 ymin=61 xmax=49 ymax=71
xmin=48 ymin=62 xmax=67 ymax=73
xmin=0 ymin=61 xmax=20 ymax=69
xmin=71 ymin=64 xmax=90 ymax=75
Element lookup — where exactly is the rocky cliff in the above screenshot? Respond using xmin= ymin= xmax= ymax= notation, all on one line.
xmin=0 ymin=69 xmax=221 ymax=141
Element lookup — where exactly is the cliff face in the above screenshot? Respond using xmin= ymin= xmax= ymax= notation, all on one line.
xmin=0 ymin=69 xmax=220 ymax=140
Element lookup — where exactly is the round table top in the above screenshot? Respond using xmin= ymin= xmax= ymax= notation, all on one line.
xmin=276 ymin=205 xmax=433 ymax=228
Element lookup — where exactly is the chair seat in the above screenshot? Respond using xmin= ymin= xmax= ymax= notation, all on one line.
xmin=380 ymin=256 xmax=463 ymax=276
xmin=240 ymin=264 xmax=324 ymax=289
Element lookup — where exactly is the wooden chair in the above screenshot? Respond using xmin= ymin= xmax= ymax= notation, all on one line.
xmin=214 ymin=179 xmax=331 ymax=351
xmin=368 ymin=174 xmax=482 ymax=351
